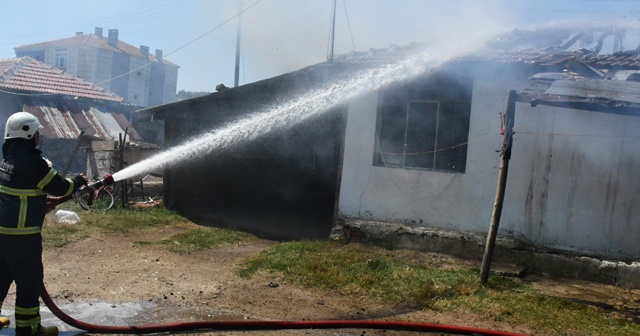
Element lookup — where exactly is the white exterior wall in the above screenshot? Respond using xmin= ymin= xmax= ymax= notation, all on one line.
xmin=93 ymin=49 xmax=114 ymax=93
xmin=43 ymin=47 xmax=55 ymax=67
xmin=76 ymin=47 xmax=98 ymax=83
xmin=163 ymin=65 xmax=178 ymax=104
xmin=128 ymin=57 xmax=151 ymax=107
xmin=339 ymin=78 xmax=640 ymax=259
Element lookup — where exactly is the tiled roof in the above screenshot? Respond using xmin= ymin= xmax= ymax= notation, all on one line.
xmin=335 ymin=26 xmax=640 ymax=71
xmin=465 ymin=49 xmax=640 ymax=70
xmin=15 ymin=33 xmax=177 ymax=66
xmin=0 ymin=57 xmax=123 ymax=101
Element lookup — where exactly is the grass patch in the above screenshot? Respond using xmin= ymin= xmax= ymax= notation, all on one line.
xmin=42 ymin=206 xmax=188 ymax=248
xmin=44 ymin=204 xmax=250 ymax=253
xmin=239 ymin=240 xmax=640 ymax=336
xmin=240 ymin=241 xmax=481 ymax=306
xmin=155 ymin=227 xmax=252 ymax=254
xmin=78 ymin=206 xmax=187 ymax=233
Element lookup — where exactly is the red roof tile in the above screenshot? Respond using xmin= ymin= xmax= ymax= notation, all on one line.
xmin=0 ymin=57 xmax=123 ymax=101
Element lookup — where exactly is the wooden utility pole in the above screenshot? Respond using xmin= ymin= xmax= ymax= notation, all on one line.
xmin=119 ymin=130 xmax=128 ymax=208
xmin=480 ymin=90 xmax=517 ymax=283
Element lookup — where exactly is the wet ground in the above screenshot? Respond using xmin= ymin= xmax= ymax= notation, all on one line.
xmin=0 ymin=301 xmax=152 ymax=335
xmin=0 ymin=299 xmax=253 ymax=335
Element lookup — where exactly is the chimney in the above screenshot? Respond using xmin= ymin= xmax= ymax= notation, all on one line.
xmin=108 ymin=29 xmax=119 ymax=47
xmin=140 ymin=45 xmax=149 ymax=58
xmin=155 ymin=49 xmax=163 ymax=63
xmin=95 ymin=27 xmax=103 ymax=38
xmin=75 ymin=32 xmax=83 ymax=36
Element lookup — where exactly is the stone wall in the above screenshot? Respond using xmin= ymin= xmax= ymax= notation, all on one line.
xmin=335 ymin=220 xmax=640 ymax=289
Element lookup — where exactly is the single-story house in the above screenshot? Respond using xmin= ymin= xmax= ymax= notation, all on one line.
xmin=137 ymin=30 xmax=640 ymax=287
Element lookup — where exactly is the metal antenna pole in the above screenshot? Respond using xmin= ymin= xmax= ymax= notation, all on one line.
xmin=234 ymin=0 xmax=243 ymax=87
xmin=327 ymin=0 xmax=337 ymax=63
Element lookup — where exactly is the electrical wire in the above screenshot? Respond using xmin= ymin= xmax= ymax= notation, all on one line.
xmin=342 ymin=0 xmax=357 ymax=52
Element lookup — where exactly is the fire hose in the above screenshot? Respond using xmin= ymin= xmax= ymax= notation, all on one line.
xmin=40 ymin=174 xmax=527 ymax=336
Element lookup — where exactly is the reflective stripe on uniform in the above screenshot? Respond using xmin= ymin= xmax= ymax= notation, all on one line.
xmin=0 ymin=186 xmax=45 ymax=232
xmin=14 ymin=316 xmax=40 ymax=328
xmin=63 ymin=178 xmax=75 ymax=197
xmin=0 ymin=226 xmax=41 ymax=235
xmin=15 ymin=306 xmax=39 ymax=315
xmin=0 ymin=186 xmax=46 ymax=197
xmin=14 ymin=305 xmax=41 ymax=329
xmin=36 ymin=169 xmax=57 ymax=190
xmin=18 ymin=195 xmax=27 ymax=228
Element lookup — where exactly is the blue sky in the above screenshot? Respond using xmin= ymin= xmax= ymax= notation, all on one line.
xmin=1 ymin=0 xmax=639 ymax=92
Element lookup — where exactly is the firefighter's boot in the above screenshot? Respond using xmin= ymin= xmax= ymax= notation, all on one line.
xmin=35 ymin=325 xmax=58 ymax=336
xmin=16 ymin=324 xmax=58 ymax=336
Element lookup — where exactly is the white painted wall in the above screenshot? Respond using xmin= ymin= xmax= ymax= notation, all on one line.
xmin=162 ymin=65 xmax=178 ymax=104
xmin=339 ymin=76 xmax=640 ymax=259
xmin=128 ymin=57 xmax=151 ymax=107
xmin=94 ymin=49 xmax=114 ymax=93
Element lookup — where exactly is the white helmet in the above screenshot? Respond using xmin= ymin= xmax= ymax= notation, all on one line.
xmin=4 ymin=112 xmax=43 ymax=140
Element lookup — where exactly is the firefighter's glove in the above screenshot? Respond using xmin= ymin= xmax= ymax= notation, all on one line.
xmin=72 ymin=174 xmax=88 ymax=190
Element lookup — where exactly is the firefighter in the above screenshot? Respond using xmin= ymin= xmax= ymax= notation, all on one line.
xmin=0 ymin=112 xmax=87 ymax=336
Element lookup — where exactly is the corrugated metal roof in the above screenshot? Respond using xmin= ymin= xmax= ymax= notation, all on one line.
xmin=14 ymin=96 xmax=143 ymax=142
xmin=0 ymin=57 xmax=123 ymax=101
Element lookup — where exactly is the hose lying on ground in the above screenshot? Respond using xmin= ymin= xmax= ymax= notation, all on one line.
xmin=41 ymin=285 xmax=526 ymax=335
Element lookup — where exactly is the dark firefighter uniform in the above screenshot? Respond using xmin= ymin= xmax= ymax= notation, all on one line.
xmin=0 ymin=139 xmax=85 ymax=335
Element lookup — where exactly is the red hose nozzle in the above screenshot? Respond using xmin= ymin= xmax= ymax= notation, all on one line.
xmin=88 ymin=174 xmax=114 ymax=189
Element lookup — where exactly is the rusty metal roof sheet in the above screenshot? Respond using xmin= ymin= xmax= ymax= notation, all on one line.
xmin=0 ymin=80 xmax=143 ymax=142
xmin=0 ymin=57 xmax=123 ymax=101
xmin=15 ymin=96 xmax=143 ymax=141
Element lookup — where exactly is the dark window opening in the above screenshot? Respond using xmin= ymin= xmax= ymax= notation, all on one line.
xmin=374 ymin=75 xmax=471 ymax=173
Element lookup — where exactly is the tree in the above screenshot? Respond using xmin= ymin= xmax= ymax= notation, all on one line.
xmin=177 ymin=90 xmax=210 ymax=100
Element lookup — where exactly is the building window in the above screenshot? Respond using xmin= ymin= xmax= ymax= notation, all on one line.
xmin=55 ymin=48 xmax=67 ymax=70
xmin=373 ymin=79 xmax=471 ymax=173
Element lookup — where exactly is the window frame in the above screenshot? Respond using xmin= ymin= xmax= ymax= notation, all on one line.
xmin=54 ymin=48 xmax=68 ymax=70
xmin=373 ymin=76 xmax=471 ymax=173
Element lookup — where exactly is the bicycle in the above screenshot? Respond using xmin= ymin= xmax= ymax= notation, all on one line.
xmin=75 ymin=183 xmax=115 ymax=211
